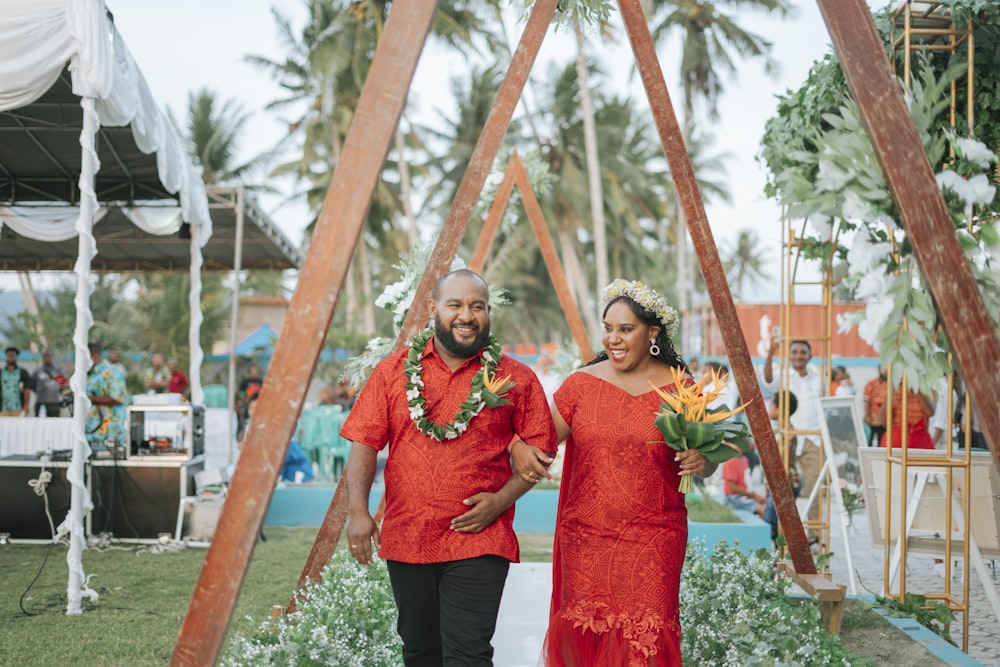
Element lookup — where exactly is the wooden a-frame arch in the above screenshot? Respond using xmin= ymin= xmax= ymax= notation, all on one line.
xmin=172 ymin=0 xmax=1000 ymax=663
xmin=468 ymin=149 xmax=594 ymax=361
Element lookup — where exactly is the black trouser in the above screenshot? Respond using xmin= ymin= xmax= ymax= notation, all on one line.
xmin=35 ymin=403 xmax=61 ymax=417
xmin=386 ymin=555 xmax=510 ymax=667
xmin=868 ymin=425 xmax=886 ymax=447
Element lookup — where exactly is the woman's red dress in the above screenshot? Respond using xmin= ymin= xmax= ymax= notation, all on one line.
xmin=543 ymin=372 xmax=686 ymax=667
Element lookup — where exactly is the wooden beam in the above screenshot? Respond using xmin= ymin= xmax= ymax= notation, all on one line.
xmin=618 ymin=0 xmax=816 ymax=574
xmin=816 ymin=0 xmax=1000 ymax=475
xmin=170 ymin=1 xmax=440 ymax=663
xmin=291 ymin=0 xmax=560 ymax=592
xmin=469 ymin=151 xmax=595 ymax=362
xmin=512 ymin=152 xmax=595 ymax=362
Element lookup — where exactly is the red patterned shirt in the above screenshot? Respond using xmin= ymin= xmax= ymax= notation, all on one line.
xmin=341 ymin=336 xmax=556 ymax=564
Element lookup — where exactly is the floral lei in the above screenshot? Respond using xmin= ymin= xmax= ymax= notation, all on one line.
xmin=403 ymin=327 xmax=504 ymax=442
xmin=600 ymin=278 xmax=679 ymax=337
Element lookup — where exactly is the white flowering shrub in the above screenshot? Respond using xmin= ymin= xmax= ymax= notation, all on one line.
xmin=221 ymin=550 xmax=402 ymax=667
xmin=680 ymin=541 xmax=862 ymax=666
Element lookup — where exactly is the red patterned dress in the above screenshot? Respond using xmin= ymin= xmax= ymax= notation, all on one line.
xmin=544 ymin=372 xmax=686 ymax=666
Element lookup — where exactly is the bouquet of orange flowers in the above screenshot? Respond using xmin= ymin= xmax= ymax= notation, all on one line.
xmin=651 ymin=366 xmax=753 ymax=493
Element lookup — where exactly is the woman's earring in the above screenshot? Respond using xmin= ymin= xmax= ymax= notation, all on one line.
xmin=649 ymin=340 xmax=661 ymax=357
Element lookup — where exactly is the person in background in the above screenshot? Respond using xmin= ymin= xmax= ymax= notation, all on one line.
xmin=343 ymin=269 xmax=556 ymax=666
xmin=722 ymin=452 xmax=766 ymax=517
xmin=237 ymin=365 xmax=264 ymax=438
xmin=831 ymin=366 xmax=855 ymax=396
xmin=762 ymin=391 xmax=800 ymax=542
xmin=862 ymin=368 xmax=888 ymax=447
xmin=144 ymin=353 xmax=169 ymax=393
xmin=880 ymin=384 xmax=936 ymax=450
xmin=167 ymin=357 xmax=190 ymax=397
xmin=760 ymin=338 xmax=822 ymax=543
xmin=107 ymin=348 xmax=127 ymax=380
xmin=512 ymin=279 xmax=711 ymax=666
xmin=1 ymin=346 xmax=32 ymax=416
xmin=86 ymin=342 xmax=128 ymax=448
xmin=30 ymin=349 xmax=67 ymax=417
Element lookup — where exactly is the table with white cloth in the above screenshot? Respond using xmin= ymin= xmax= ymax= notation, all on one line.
xmin=0 ymin=417 xmax=75 ymax=457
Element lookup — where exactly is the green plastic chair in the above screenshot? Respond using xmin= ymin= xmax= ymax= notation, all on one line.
xmin=202 ymin=384 xmax=228 ymax=408
xmin=299 ymin=404 xmax=351 ymax=481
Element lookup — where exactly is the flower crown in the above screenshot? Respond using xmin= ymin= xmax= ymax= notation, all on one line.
xmin=599 ymin=279 xmax=679 ymax=338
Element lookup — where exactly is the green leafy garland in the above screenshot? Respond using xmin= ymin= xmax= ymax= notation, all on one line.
xmin=403 ymin=327 xmax=503 ymax=442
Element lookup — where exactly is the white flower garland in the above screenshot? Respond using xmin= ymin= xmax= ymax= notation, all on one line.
xmin=403 ymin=327 xmax=503 ymax=442
xmin=599 ymin=278 xmax=679 ymax=337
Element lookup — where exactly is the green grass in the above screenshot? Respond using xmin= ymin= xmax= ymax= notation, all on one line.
xmin=686 ymin=492 xmax=741 ymax=523
xmin=0 ymin=527 xmax=320 ymax=666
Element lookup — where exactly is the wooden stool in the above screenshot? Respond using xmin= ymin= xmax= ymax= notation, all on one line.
xmin=777 ymin=560 xmax=848 ymax=634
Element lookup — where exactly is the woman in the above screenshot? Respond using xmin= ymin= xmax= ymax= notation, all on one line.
xmin=879 ymin=386 xmax=935 ymax=449
xmin=513 ymin=279 xmax=711 ymax=666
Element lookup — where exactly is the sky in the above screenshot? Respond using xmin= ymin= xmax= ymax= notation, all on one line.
xmin=17 ymin=1 xmax=884 ymax=300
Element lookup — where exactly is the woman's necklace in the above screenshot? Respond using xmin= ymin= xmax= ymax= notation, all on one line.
xmin=403 ymin=327 xmax=502 ymax=442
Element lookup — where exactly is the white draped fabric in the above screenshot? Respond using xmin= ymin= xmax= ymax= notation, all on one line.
xmin=1 ymin=0 xmax=212 ymax=616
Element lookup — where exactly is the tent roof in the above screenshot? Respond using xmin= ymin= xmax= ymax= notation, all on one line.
xmin=0 ymin=186 xmax=302 ymax=271
xmin=0 ymin=36 xmax=301 ymax=271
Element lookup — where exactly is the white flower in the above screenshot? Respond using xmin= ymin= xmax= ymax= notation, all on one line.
xmin=816 ymin=158 xmax=851 ymax=191
xmin=374 ymin=279 xmax=409 ymax=309
xmin=955 ymin=137 xmax=997 ymax=168
xmin=408 ymin=406 xmax=424 ymax=420
xmin=846 ymin=232 xmax=891 ymax=276
xmin=806 ymin=213 xmax=833 ymax=240
xmin=966 ymin=173 xmax=997 ymax=207
xmin=854 ymin=270 xmax=888 ymax=300
xmin=405 ymin=387 xmax=420 ymax=401
xmin=841 ymin=189 xmax=870 ymax=221
xmin=857 ymin=295 xmax=895 ymax=349
xmin=836 ymin=310 xmax=864 ymax=335
xmin=482 ymin=350 xmax=494 ymax=363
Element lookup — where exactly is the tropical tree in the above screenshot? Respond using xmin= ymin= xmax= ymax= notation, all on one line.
xmin=721 ymin=229 xmax=768 ymax=302
xmin=169 ymin=88 xmax=256 ymax=185
xmin=648 ymin=0 xmax=791 ymax=348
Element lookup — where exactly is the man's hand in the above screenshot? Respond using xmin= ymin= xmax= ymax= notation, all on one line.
xmin=450 ymin=492 xmax=507 ymax=533
xmin=511 ymin=440 xmax=554 ymax=483
xmin=346 ymin=512 xmax=380 ymax=567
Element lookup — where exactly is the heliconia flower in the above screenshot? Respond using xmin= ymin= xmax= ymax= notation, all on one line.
xmin=483 ymin=368 xmax=515 ymax=397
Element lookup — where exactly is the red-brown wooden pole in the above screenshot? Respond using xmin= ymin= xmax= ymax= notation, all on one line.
xmin=618 ymin=0 xmax=816 ymax=574
xmin=170 ymin=1 xmax=440 ymax=662
xmin=513 ymin=153 xmax=595 ymax=362
xmin=816 ymin=0 xmax=1000 ymax=474
xmin=468 ymin=157 xmax=518 ymax=271
xmin=291 ymin=0 xmax=559 ymax=593
xmin=469 ymin=151 xmax=594 ymax=362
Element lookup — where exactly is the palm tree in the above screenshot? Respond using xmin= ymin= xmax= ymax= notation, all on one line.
xmin=170 ymin=88 xmax=256 ymax=185
xmin=721 ymin=229 xmax=769 ymax=302
xmin=249 ymin=0 xmax=503 ymax=338
xmin=648 ymin=0 xmax=790 ymax=349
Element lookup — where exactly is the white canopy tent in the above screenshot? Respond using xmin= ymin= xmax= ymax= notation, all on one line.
xmin=0 ymin=0 xmax=211 ymax=614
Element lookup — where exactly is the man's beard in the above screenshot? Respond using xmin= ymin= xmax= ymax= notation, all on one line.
xmin=434 ymin=315 xmax=491 ymax=358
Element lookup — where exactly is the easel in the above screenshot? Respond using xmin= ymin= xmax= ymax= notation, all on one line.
xmin=800 ymin=409 xmax=859 ymax=595
xmin=885 ymin=470 xmax=1000 ymax=626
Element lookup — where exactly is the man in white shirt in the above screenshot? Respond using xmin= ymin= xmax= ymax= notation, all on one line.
xmin=760 ymin=338 xmax=823 ymax=541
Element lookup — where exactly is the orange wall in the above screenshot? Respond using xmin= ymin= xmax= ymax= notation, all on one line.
xmin=701 ymin=303 xmax=876 ymax=358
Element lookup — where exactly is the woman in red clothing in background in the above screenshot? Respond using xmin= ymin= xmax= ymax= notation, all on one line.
xmin=514 ymin=279 xmax=711 ymax=666
xmin=880 ymin=384 xmax=936 ymax=449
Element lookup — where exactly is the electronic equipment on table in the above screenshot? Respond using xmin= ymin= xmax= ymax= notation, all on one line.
xmin=127 ymin=405 xmax=205 ymax=460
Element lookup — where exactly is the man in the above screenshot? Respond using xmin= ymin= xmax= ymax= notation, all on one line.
xmin=1 ymin=346 xmax=31 ymax=416
xmin=144 ymin=352 xmax=169 ymax=393
xmin=86 ymin=342 xmax=128 ymax=448
xmin=166 ymin=357 xmax=190 ymax=396
xmin=107 ymin=347 xmax=127 ymax=380
xmin=343 ymin=269 xmax=556 ymax=666
xmin=761 ymin=338 xmax=822 ymax=541
xmin=30 ymin=349 xmax=67 ymax=417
